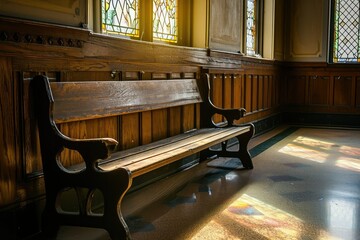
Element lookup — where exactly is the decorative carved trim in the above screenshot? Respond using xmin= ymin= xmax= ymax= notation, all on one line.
xmin=0 ymin=30 xmax=84 ymax=48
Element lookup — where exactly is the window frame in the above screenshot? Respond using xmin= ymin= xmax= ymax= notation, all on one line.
xmin=242 ymin=0 xmax=264 ymax=57
xmin=329 ymin=0 xmax=360 ymax=64
xmin=97 ymin=0 xmax=190 ymax=46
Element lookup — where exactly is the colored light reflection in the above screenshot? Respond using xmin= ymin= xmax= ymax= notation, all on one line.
xmin=336 ymin=157 xmax=360 ymax=172
xmin=191 ymin=194 xmax=336 ymax=240
xmin=278 ymin=143 xmax=328 ymax=163
xmin=339 ymin=145 xmax=360 ymax=157
xmin=293 ymin=136 xmax=335 ymax=150
xmin=279 ymin=135 xmax=360 ymax=172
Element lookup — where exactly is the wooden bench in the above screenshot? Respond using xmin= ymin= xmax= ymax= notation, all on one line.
xmin=32 ymin=74 xmax=254 ymax=240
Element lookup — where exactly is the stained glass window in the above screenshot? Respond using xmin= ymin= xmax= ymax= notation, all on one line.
xmin=333 ymin=0 xmax=360 ymax=63
xmin=102 ymin=0 xmax=139 ymax=37
xmin=246 ymin=0 xmax=256 ymax=56
xmin=153 ymin=0 xmax=177 ymax=43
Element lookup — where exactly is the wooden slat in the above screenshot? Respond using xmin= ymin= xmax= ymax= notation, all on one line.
xmin=141 ymin=111 xmax=152 ymax=145
xmin=169 ymin=106 xmax=182 ymax=136
xmin=223 ymin=74 xmax=232 ymax=109
xmin=211 ymin=74 xmax=223 ymax=123
xmin=263 ymin=75 xmax=269 ymax=109
xmin=152 ymin=109 xmax=168 ymax=141
xmin=51 ymin=79 xmax=202 ymax=123
xmin=258 ymin=75 xmax=264 ymax=110
xmin=100 ymin=126 xmax=250 ymax=177
xmin=252 ymin=75 xmax=258 ymax=111
xmin=182 ymin=104 xmax=195 ymax=132
xmin=333 ymin=76 xmax=352 ymax=107
xmin=245 ymin=74 xmax=252 ymax=112
xmin=121 ymin=113 xmax=140 ymax=150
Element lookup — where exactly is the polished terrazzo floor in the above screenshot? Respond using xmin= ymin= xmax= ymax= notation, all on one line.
xmin=122 ymin=126 xmax=360 ymax=240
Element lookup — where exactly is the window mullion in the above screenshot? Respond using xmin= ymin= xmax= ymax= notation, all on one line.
xmin=140 ymin=0 xmax=152 ymax=41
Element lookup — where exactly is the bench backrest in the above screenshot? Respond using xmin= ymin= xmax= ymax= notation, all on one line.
xmin=40 ymin=78 xmax=204 ymax=123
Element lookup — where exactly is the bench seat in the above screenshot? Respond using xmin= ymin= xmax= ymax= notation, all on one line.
xmin=101 ymin=126 xmax=251 ymax=177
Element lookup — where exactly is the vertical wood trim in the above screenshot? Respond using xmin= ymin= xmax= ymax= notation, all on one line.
xmin=141 ymin=111 xmax=152 ymax=145
xmin=121 ymin=114 xmax=140 ymax=150
xmin=304 ymin=75 xmax=310 ymax=105
xmin=233 ymin=74 xmax=241 ymax=109
xmin=152 ymin=109 xmax=168 ymax=141
xmin=181 ymin=105 xmax=195 ymax=132
xmin=252 ymin=75 xmax=258 ymax=111
xmin=258 ymin=75 xmax=264 ymax=110
xmin=223 ymin=74 xmax=232 ymax=109
xmin=330 ymin=75 xmax=335 ymax=106
xmin=169 ymin=107 xmax=181 ymax=136
xmin=264 ymin=75 xmax=271 ymax=109
xmin=211 ymin=74 xmax=223 ymax=123
xmin=245 ymin=74 xmax=252 ymax=112
xmin=0 ymin=57 xmax=17 ymax=206
xmin=351 ymin=76 xmax=356 ymax=108
xmin=356 ymin=77 xmax=360 ymax=108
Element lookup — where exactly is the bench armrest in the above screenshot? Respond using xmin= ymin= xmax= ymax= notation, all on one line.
xmin=209 ymin=105 xmax=246 ymax=126
xmin=199 ymin=73 xmax=247 ymax=127
xmin=59 ymin=134 xmax=119 ymax=169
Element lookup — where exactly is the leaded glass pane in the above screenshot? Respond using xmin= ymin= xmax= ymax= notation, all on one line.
xmin=102 ymin=0 xmax=139 ymax=37
xmin=153 ymin=0 xmax=177 ymax=43
xmin=333 ymin=0 xmax=360 ymax=63
xmin=246 ymin=0 xmax=256 ymax=56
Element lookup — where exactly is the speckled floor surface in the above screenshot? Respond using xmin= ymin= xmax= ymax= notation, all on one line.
xmin=124 ymin=126 xmax=360 ymax=240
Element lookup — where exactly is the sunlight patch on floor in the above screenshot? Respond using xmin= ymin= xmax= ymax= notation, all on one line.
xmin=278 ymin=143 xmax=328 ymax=163
xmin=335 ymin=157 xmax=360 ymax=172
xmin=191 ymin=194 xmax=338 ymax=240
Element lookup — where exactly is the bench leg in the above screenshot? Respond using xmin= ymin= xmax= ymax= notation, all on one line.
xmin=202 ymin=123 xmax=255 ymax=169
xmin=102 ymin=168 xmax=133 ymax=240
xmin=236 ymin=123 xmax=254 ymax=169
xmin=41 ymin=168 xmax=133 ymax=240
xmin=41 ymin=195 xmax=60 ymax=239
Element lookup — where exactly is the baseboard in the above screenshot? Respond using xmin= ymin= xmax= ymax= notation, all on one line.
xmin=251 ymin=113 xmax=284 ymax=136
xmin=285 ymin=112 xmax=360 ymax=128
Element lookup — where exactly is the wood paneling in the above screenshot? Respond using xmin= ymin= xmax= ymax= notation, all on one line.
xmin=169 ymin=107 xmax=182 ymax=136
xmin=356 ymin=77 xmax=360 ymax=108
xmin=223 ymin=74 xmax=232 ymax=109
xmin=309 ymin=76 xmax=329 ymax=105
xmin=333 ymin=76 xmax=352 ymax=107
xmin=0 ymin=57 xmax=17 ymax=207
xmin=211 ymin=74 xmax=223 ymax=123
xmin=245 ymin=74 xmax=252 ymax=113
xmin=182 ymin=105 xmax=196 ymax=132
xmin=284 ymin=63 xmax=360 ymax=114
xmin=203 ymin=66 xmax=281 ymax=125
xmin=152 ymin=109 xmax=168 ymax=141
xmin=141 ymin=111 xmax=152 ymax=145
xmin=121 ymin=114 xmax=140 ymax=150
xmin=232 ymin=74 xmax=243 ymax=110
xmin=263 ymin=75 xmax=269 ymax=109
xmin=287 ymin=75 xmax=306 ymax=105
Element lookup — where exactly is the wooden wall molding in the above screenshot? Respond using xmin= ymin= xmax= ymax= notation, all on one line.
xmin=0 ymin=30 xmax=84 ymax=48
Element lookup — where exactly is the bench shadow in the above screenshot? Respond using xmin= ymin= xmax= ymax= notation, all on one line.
xmin=123 ymin=158 xmax=252 ymax=239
